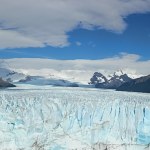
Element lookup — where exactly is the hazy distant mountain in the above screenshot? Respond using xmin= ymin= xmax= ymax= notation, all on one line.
xmin=90 ymin=70 xmax=132 ymax=89
xmin=19 ymin=75 xmax=79 ymax=87
xmin=0 ymin=68 xmax=26 ymax=82
xmin=117 ymin=75 xmax=150 ymax=93
xmin=0 ymin=78 xmax=16 ymax=88
xmin=0 ymin=68 xmax=79 ymax=87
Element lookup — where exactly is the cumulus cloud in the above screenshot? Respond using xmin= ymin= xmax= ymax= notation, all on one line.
xmin=2 ymin=53 xmax=150 ymax=83
xmin=0 ymin=0 xmax=150 ymax=48
xmin=0 ymin=30 xmax=44 ymax=49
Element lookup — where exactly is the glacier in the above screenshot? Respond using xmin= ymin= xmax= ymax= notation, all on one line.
xmin=0 ymin=86 xmax=150 ymax=150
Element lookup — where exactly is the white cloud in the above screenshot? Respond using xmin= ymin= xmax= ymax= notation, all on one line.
xmin=0 ymin=30 xmax=44 ymax=49
xmin=0 ymin=0 xmax=150 ymax=48
xmin=2 ymin=53 xmax=150 ymax=83
xmin=76 ymin=42 xmax=82 ymax=46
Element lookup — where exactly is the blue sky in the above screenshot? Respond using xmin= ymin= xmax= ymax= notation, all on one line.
xmin=0 ymin=13 xmax=150 ymax=60
xmin=0 ymin=0 xmax=150 ymax=60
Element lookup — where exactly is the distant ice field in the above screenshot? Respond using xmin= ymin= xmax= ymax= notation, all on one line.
xmin=0 ymin=85 xmax=150 ymax=150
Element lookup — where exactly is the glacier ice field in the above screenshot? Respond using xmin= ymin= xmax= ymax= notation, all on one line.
xmin=0 ymin=85 xmax=150 ymax=150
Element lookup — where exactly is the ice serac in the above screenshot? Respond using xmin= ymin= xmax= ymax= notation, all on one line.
xmin=0 ymin=87 xmax=150 ymax=149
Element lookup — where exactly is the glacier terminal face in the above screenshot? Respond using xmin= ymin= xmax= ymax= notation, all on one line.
xmin=0 ymin=87 xmax=150 ymax=150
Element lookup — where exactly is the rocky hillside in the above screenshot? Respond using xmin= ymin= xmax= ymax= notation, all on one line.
xmin=0 ymin=78 xmax=16 ymax=88
xmin=117 ymin=75 xmax=150 ymax=93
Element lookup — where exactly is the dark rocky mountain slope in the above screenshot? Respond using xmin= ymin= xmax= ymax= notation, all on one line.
xmin=0 ymin=78 xmax=16 ymax=88
xmin=116 ymin=75 xmax=150 ymax=93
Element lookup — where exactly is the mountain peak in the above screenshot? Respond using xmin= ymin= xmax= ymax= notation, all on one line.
xmin=90 ymin=70 xmax=132 ymax=89
xmin=89 ymin=72 xmax=108 ymax=84
xmin=114 ymin=69 xmax=124 ymax=76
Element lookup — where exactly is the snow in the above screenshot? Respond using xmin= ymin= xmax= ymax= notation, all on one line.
xmin=0 ymin=68 xmax=26 ymax=82
xmin=127 ymin=73 xmax=143 ymax=79
xmin=0 ymin=86 xmax=150 ymax=149
xmin=114 ymin=70 xmax=124 ymax=76
xmin=0 ymin=68 xmax=82 ymax=87
xmin=97 ymin=77 xmax=105 ymax=83
xmin=18 ymin=76 xmax=79 ymax=86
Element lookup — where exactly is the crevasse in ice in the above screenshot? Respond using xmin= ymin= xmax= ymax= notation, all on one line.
xmin=0 ymin=87 xmax=150 ymax=150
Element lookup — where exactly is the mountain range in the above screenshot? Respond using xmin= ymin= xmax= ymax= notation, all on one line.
xmin=0 ymin=68 xmax=79 ymax=87
xmin=0 ymin=67 xmax=149 ymax=93
xmin=89 ymin=70 xmax=150 ymax=93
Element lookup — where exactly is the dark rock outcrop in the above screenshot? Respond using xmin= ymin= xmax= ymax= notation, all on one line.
xmin=0 ymin=78 xmax=16 ymax=88
xmin=116 ymin=75 xmax=150 ymax=93
xmin=104 ymin=73 xmax=132 ymax=89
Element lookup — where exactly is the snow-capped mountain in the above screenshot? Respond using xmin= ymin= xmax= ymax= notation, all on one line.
xmin=0 ymin=67 xmax=144 ymax=88
xmin=89 ymin=72 xmax=108 ymax=84
xmin=0 ymin=68 xmax=80 ymax=87
xmin=90 ymin=70 xmax=133 ymax=89
xmin=18 ymin=75 xmax=79 ymax=87
xmin=0 ymin=68 xmax=26 ymax=82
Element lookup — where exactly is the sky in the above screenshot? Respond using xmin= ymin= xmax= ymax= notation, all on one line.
xmin=0 ymin=0 xmax=150 ymax=60
xmin=0 ymin=0 xmax=150 ymax=79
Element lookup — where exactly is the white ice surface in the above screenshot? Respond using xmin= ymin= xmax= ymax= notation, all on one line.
xmin=0 ymin=86 xmax=150 ymax=150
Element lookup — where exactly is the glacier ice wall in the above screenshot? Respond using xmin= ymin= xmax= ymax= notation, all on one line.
xmin=0 ymin=87 xmax=150 ymax=150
